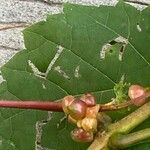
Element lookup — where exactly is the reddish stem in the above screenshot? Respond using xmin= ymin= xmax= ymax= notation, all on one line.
xmin=0 ymin=100 xmax=63 ymax=112
xmin=0 ymin=92 xmax=149 ymax=112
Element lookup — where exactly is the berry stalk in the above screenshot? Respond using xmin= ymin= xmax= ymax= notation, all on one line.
xmin=110 ymin=128 xmax=150 ymax=149
xmin=0 ymin=91 xmax=149 ymax=112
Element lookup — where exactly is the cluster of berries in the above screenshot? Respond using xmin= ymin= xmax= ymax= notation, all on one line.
xmin=62 ymin=93 xmax=99 ymax=142
xmin=61 ymin=84 xmax=148 ymax=143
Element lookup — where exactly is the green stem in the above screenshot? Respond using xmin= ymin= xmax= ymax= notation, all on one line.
xmin=109 ymin=101 xmax=150 ymax=134
xmin=87 ymin=132 xmax=112 ymax=150
xmin=88 ymin=102 xmax=150 ymax=150
xmin=110 ymin=128 xmax=150 ymax=149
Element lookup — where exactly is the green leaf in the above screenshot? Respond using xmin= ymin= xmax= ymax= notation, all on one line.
xmin=0 ymin=1 xmax=150 ymax=150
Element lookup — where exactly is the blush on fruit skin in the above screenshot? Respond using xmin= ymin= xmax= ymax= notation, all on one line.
xmin=80 ymin=93 xmax=96 ymax=106
xmin=62 ymin=96 xmax=75 ymax=114
xmin=68 ymin=99 xmax=87 ymax=120
xmin=128 ymin=85 xmax=145 ymax=99
xmin=128 ymin=85 xmax=145 ymax=106
xmin=71 ymin=128 xmax=93 ymax=143
xmin=81 ymin=117 xmax=97 ymax=132
xmin=86 ymin=105 xmax=100 ymax=118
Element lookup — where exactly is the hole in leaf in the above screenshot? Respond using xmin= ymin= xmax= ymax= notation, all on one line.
xmin=100 ymin=36 xmax=128 ymax=61
xmin=109 ymin=40 xmax=117 ymax=45
xmin=120 ymin=45 xmax=124 ymax=53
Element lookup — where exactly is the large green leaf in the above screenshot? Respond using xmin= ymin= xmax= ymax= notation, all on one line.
xmin=0 ymin=1 xmax=149 ymax=150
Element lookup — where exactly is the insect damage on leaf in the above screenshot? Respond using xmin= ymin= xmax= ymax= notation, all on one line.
xmin=74 ymin=65 xmax=81 ymax=78
xmin=54 ymin=66 xmax=70 ymax=80
xmin=35 ymin=112 xmax=52 ymax=150
xmin=137 ymin=23 xmax=142 ymax=32
xmin=100 ymin=36 xmax=128 ymax=61
xmin=56 ymin=116 xmax=67 ymax=128
xmin=42 ymin=83 xmax=46 ymax=89
xmin=28 ymin=45 xmax=64 ymax=80
xmin=45 ymin=45 xmax=64 ymax=78
xmin=28 ymin=60 xmax=46 ymax=79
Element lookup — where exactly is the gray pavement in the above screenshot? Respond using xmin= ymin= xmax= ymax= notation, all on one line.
xmin=0 ymin=0 xmax=149 ymax=67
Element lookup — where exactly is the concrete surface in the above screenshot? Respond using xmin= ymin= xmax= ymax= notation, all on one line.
xmin=0 ymin=0 xmax=149 ymax=67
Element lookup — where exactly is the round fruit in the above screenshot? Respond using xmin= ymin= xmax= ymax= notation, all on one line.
xmin=81 ymin=117 xmax=97 ymax=132
xmin=68 ymin=99 xmax=87 ymax=120
xmin=128 ymin=85 xmax=145 ymax=106
xmin=71 ymin=128 xmax=93 ymax=143
xmin=80 ymin=93 xmax=96 ymax=106
xmin=62 ymin=96 xmax=74 ymax=114
xmin=128 ymin=85 xmax=145 ymax=99
xmin=86 ymin=105 xmax=100 ymax=118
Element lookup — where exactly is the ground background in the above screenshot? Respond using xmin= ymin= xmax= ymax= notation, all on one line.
xmin=0 ymin=0 xmax=149 ymax=67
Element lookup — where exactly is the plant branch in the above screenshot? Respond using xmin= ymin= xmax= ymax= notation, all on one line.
xmin=0 ymin=100 xmax=63 ymax=111
xmin=0 ymin=91 xmax=149 ymax=112
xmin=88 ymin=101 xmax=150 ymax=150
xmin=109 ymin=101 xmax=150 ymax=133
xmin=110 ymin=128 xmax=150 ymax=149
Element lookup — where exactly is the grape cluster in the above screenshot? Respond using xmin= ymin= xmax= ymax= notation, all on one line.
xmin=62 ymin=93 xmax=99 ymax=142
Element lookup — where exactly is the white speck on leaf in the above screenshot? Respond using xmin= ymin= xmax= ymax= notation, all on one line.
xmin=42 ymin=83 xmax=46 ymax=89
xmin=137 ymin=24 xmax=142 ymax=32
xmin=74 ymin=65 xmax=81 ymax=78
xmin=54 ymin=66 xmax=70 ymax=79
xmin=10 ymin=142 xmax=16 ymax=147
xmin=119 ymin=52 xmax=123 ymax=61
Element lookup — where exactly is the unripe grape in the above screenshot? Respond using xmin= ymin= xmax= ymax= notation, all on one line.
xmin=86 ymin=105 xmax=100 ymax=118
xmin=128 ymin=85 xmax=145 ymax=106
xmin=62 ymin=96 xmax=74 ymax=114
xmin=68 ymin=99 xmax=87 ymax=120
xmin=80 ymin=93 xmax=96 ymax=106
xmin=80 ymin=117 xmax=97 ymax=132
xmin=71 ymin=128 xmax=93 ymax=143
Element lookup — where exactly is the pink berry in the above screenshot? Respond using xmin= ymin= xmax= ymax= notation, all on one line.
xmin=68 ymin=99 xmax=87 ymax=120
xmin=80 ymin=93 xmax=96 ymax=106
xmin=71 ymin=128 xmax=93 ymax=143
xmin=62 ymin=96 xmax=74 ymax=114
xmin=128 ymin=85 xmax=145 ymax=106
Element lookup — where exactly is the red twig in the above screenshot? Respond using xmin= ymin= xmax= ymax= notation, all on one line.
xmin=0 ymin=100 xmax=63 ymax=112
xmin=0 ymin=92 xmax=149 ymax=112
